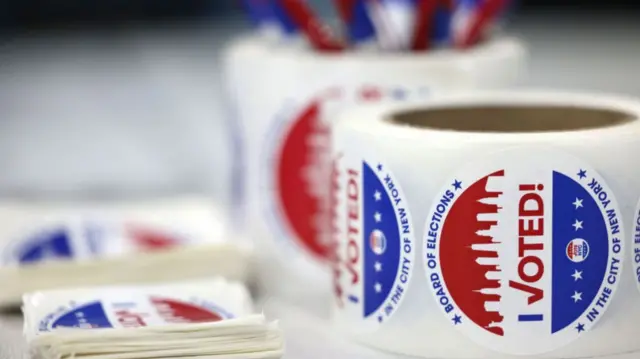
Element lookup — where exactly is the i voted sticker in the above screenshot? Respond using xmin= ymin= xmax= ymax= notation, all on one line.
xmin=39 ymin=296 xmax=232 ymax=331
xmin=264 ymin=83 xmax=429 ymax=264
xmin=332 ymin=149 xmax=415 ymax=331
xmin=2 ymin=220 xmax=188 ymax=266
xmin=423 ymin=148 xmax=624 ymax=355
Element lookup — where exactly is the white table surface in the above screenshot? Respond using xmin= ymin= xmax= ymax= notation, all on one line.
xmin=2 ymin=13 xmax=640 ymax=359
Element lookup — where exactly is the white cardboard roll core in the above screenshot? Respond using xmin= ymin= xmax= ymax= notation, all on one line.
xmin=331 ymin=92 xmax=640 ymax=358
xmin=224 ymin=36 xmax=528 ymax=301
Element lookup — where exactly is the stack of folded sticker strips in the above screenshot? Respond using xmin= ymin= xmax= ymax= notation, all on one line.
xmin=23 ymin=279 xmax=284 ymax=359
xmin=0 ymin=198 xmax=251 ymax=306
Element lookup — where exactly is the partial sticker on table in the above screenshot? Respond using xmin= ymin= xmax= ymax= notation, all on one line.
xmin=423 ymin=148 xmax=624 ymax=355
xmin=38 ymin=295 xmax=232 ymax=331
xmin=2 ymin=219 xmax=190 ymax=266
xmin=331 ymin=143 xmax=416 ymax=332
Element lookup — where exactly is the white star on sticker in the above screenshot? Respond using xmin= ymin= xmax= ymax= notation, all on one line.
xmin=374 ymin=212 xmax=382 ymax=222
xmin=374 ymin=262 xmax=382 ymax=272
xmin=573 ymin=198 xmax=583 ymax=209
xmin=572 ymin=291 xmax=583 ymax=303
xmin=572 ymin=270 xmax=583 ymax=281
xmin=374 ymin=191 xmax=382 ymax=201
xmin=572 ymin=220 xmax=583 ymax=231
xmin=374 ymin=283 xmax=382 ymax=293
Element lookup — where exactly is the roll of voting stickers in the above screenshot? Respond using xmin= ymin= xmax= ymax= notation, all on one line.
xmin=331 ymin=91 xmax=640 ymax=358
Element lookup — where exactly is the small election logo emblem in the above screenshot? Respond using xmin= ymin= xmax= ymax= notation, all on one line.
xmin=46 ymin=297 xmax=226 ymax=330
xmin=423 ymin=149 xmax=624 ymax=355
xmin=566 ymin=238 xmax=590 ymax=263
xmin=369 ymin=230 xmax=387 ymax=255
xmin=334 ymin=156 xmax=415 ymax=330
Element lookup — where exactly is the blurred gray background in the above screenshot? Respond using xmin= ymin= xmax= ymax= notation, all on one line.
xmin=0 ymin=0 xmax=638 ymax=209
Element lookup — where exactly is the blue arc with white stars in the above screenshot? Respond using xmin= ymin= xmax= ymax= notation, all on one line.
xmin=551 ymin=169 xmax=609 ymax=333
xmin=362 ymin=161 xmax=403 ymax=320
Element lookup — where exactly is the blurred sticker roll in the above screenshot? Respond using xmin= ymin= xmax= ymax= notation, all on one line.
xmin=222 ymin=34 xmax=527 ymax=302
xmin=331 ymin=92 xmax=640 ymax=358
xmin=0 ymin=196 xmax=251 ymax=306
